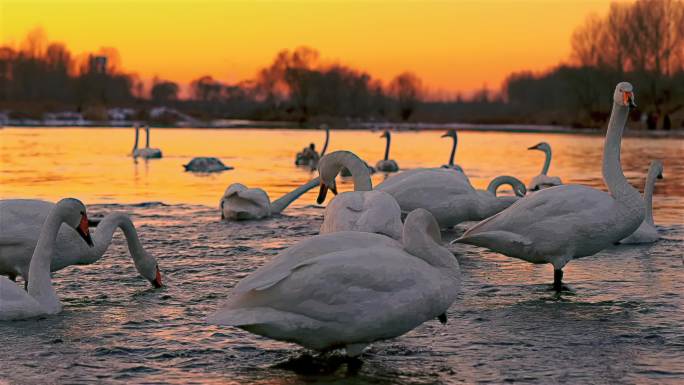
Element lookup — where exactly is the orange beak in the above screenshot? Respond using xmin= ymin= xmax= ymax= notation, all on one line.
xmin=623 ymin=91 xmax=636 ymax=108
xmin=77 ymin=213 xmax=94 ymax=247
xmin=152 ymin=266 xmax=163 ymax=288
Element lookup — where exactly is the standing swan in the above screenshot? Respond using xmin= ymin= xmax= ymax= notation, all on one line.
xmin=454 ymin=82 xmax=644 ymax=292
xmin=376 ymin=169 xmax=526 ymax=228
xmin=527 ymin=142 xmax=562 ymax=191
xmin=0 ymin=200 xmax=162 ymax=288
xmin=295 ymin=124 xmax=330 ymax=167
xmin=220 ymin=178 xmax=321 ymax=220
xmin=621 ymin=160 xmax=664 ymax=244
xmin=441 ymin=130 xmax=464 ymax=172
xmin=375 ymin=130 xmax=399 ymax=172
xmin=1 ymin=198 xmax=93 ymax=321
xmin=207 ymin=208 xmax=461 ymax=356
xmin=317 ymin=151 xmax=403 ymax=240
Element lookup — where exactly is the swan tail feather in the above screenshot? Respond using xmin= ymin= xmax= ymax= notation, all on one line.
xmin=270 ymin=177 xmax=321 ymax=214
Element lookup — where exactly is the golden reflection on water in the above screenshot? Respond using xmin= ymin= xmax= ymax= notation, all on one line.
xmin=0 ymin=127 xmax=682 ymax=224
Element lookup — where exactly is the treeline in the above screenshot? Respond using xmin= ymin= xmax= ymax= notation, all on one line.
xmin=502 ymin=0 xmax=684 ymax=128
xmin=1 ymin=0 xmax=683 ymax=129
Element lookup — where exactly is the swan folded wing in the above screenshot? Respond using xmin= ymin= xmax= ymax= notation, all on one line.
xmin=217 ymin=248 xmax=453 ymax=344
xmin=233 ymin=232 xmax=402 ymax=294
xmin=0 ymin=277 xmax=44 ymax=320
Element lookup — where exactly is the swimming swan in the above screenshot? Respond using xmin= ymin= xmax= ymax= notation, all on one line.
xmin=132 ymin=125 xmax=162 ymax=159
xmin=441 ymin=129 xmax=464 ymax=172
xmin=375 ymin=168 xmax=526 ymax=228
xmin=317 ymin=151 xmax=403 ymax=240
xmin=620 ymin=160 xmax=664 ymax=244
xmin=0 ymin=198 xmax=93 ymax=321
xmin=220 ymin=178 xmax=321 ymax=220
xmin=207 ymin=208 xmax=461 ymax=356
xmin=527 ymin=142 xmax=562 ymax=191
xmin=375 ymin=130 xmax=399 ymax=172
xmin=184 ymin=157 xmax=233 ymax=173
xmin=454 ymin=82 xmax=644 ymax=292
xmin=295 ymin=124 xmax=330 ymax=167
xmin=0 ymin=199 xmax=162 ymax=288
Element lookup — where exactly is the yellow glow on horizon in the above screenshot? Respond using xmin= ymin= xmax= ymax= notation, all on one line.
xmin=1 ymin=0 xmax=614 ymax=95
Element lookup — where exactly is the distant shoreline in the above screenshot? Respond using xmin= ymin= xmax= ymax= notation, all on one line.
xmin=2 ymin=121 xmax=682 ymax=138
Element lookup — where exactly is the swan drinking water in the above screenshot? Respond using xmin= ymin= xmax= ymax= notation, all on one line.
xmin=375 ymin=168 xmax=526 ymax=228
xmin=317 ymin=151 xmax=403 ymax=240
xmin=295 ymin=124 xmax=330 ymax=167
xmin=220 ymin=178 xmax=321 ymax=220
xmin=0 ymin=199 xmax=162 ymax=288
xmin=375 ymin=130 xmax=399 ymax=172
xmin=441 ymin=129 xmax=464 ymax=172
xmin=0 ymin=198 xmax=93 ymax=321
xmin=527 ymin=142 xmax=562 ymax=191
xmin=207 ymin=208 xmax=461 ymax=356
xmin=454 ymin=82 xmax=644 ymax=292
xmin=620 ymin=160 xmax=664 ymax=244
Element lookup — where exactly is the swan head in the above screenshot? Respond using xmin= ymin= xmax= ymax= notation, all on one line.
xmin=404 ymin=208 xmax=442 ymax=244
xmin=134 ymin=251 xmax=163 ymax=288
xmin=57 ymin=198 xmax=94 ymax=247
xmin=441 ymin=129 xmax=457 ymax=139
xmin=528 ymin=142 xmax=550 ymax=152
xmin=614 ymin=82 xmax=636 ymax=109
xmin=652 ymin=160 xmax=664 ymax=179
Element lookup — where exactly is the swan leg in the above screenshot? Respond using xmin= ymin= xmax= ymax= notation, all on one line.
xmin=24 ymin=280 xmax=28 ymax=291
xmin=438 ymin=313 xmax=447 ymax=324
xmin=553 ymin=269 xmax=563 ymax=292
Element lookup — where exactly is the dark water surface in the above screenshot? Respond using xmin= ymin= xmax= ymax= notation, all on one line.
xmin=1 ymin=128 xmax=683 ymax=384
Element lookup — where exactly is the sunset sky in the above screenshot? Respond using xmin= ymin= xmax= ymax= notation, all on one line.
xmin=1 ymin=0 xmax=617 ymax=96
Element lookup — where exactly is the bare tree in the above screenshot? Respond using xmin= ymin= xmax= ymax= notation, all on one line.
xmin=389 ymin=72 xmax=422 ymax=121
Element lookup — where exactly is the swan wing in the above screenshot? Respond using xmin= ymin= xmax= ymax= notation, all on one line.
xmin=234 ymin=231 xmax=402 ymax=294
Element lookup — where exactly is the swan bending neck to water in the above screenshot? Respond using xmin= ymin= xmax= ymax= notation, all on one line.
xmin=441 ymin=130 xmax=463 ymax=172
xmin=220 ymin=177 xmax=321 ymax=220
xmin=0 ymin=198 xmax=93 ymax=321
xmin=527 ymin=142 xmax=562 ymax=190
xmin=455 ymin=82 xmax=644 ymax=292
xmin=375 ymin=130 xmax=399 ymax=172
xmin=207 ymin=208 xmax=461 ymax=356
xmin=318 ymin=151 xmax=402 ymax=240
xmin=184 ymin=157 xmax=233 ymax=173
xmin=487 ymin=175 xmax=527 ymax=197
xmin=620 ymin=160 xmax=664 ymax=244
xmin=0 ymin=200 xmax=162 ymax=288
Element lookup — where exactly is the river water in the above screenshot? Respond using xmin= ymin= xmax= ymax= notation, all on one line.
xmin=1 ymin=127 xmax=683 ymax=384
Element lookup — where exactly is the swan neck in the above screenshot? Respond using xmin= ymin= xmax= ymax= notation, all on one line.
xmin=132 ymin=126 xmax=139 ymax=152
xmin=92 ymin=213 xmax=145 ymax=260
xmin=27 ymin=206 xmax=63 ymax=309
xmin=383 ymin=133 xmax=391 ymax=161
xmin=486 ymin=176 xmax=518 ymax=196
xmin=402 ymin=217 xmax=455 ymax=271
xmin=448 ymin=135 xmax=457 ymax=166
xmin=332 ymin=152 xmax=372 ymax=191
xmin=320 ymin=128 xmax=329 ymax=156
xmin=603 ymin=102 xmax=640 ymax=203
xmin=271 ymin=177 xmax=321 ymax=213
xmin=541 ymin=147 xmax=551 ymax=175
xmin=643 ymin=165 xmax=659 ymax=225
xmin=145 ymin=126 xmax=150 ymax=148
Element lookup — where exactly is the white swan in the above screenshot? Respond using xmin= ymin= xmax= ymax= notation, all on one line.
xmin=317 ymin=151 xmax=403 ymax=240
xmin=454 ymin=82 xmax=644 ymax=291
xmin=295 ymin=124 xmax=330 ymax=167
xmin=376 ymin=168 xmax=526 ymax=228
xmin=0 ymin=199 xmax=162 ymax=288
xmin=184 ymin=157 xmax=233 ymax=173
xmin=527 ymin=142 xmax=562 ymax=191
xmin=1 ymin=198 xmax=92 ymax=321
xmin=440 ymin=129 xmax=464 ymax=172
xmin=220 ymin=177 xmax=321 ymax=220
xmin=621 ymin=160 xmax=664 ymax=244
xmin=132 ymin=125 xmax=162 ymax=159
xmin=207 ymin=208 xmax=461 ymax=356
xmin=375 ymin=130 xmax=399 ymax=172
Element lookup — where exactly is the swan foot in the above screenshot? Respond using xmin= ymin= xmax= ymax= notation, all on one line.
xmin=438 ymin=313 xmax=447 ymax=324
xmin=273 ymin=351 xmax=363 ymax=375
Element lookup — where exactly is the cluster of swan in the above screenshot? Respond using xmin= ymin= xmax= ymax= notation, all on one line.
xmin=1 ymin=82 xmax=667 ymax=360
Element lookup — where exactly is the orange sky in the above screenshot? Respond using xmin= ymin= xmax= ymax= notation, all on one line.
xmin=1 ymin=0 xmax=616 ymax=96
